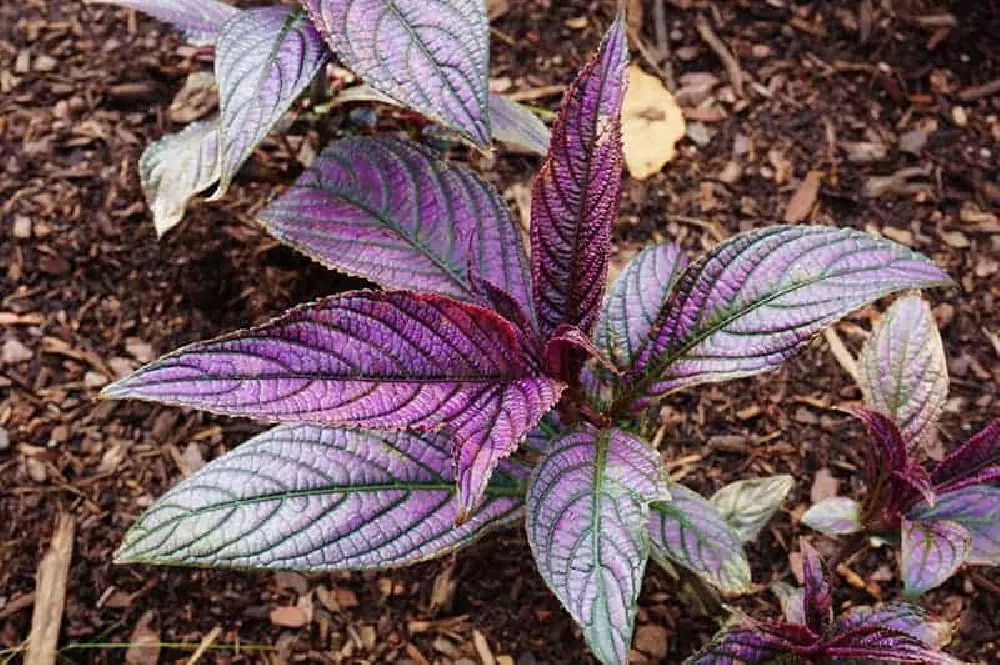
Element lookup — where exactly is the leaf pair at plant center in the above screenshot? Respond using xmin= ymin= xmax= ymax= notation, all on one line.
xmin=803 ymin=295 xmax=1000 ymax=595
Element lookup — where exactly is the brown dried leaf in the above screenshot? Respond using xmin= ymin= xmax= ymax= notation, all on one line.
xmin=622 ymin=65 xmax=686 ymax=180
xmin=784 ymin=171 xmax=823 ymax=223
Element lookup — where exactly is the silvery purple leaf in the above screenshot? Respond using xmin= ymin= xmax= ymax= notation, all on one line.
xmin=801 ymin=541 xmax=833 ymax=634
xmin=526 ymin=427 xmax=670 ymax=664
xmin=931 ymin=419 xmax=1000 ymax=492
xmin=683 ymin=619 xmax=817 ymax=664
xmin=834 ymin=602 xmax=952 ymax=651
xmin=530 ymin=16 xmax=628 ymax=338
xmin=102 ymin=291 xmax=563 ymax=516
xmin=489 ymin=93 xmax=550 ymax=155
xmin=709 ymin=475 xmax=794 ymax=543
xmin=213 ymin=7 xmax=329 ymax=196
xmin=138 ymin=118 xmax=221 ymax=238
xmin=824 ymin=626 xmax=960 ymax=664
xmin=117 ymin=424 xmax=525 ymax=569
xmin=260 ymin=137 xmax=532 ymax=313
xmin=595 ymin=244 xmax=688 ymax=371
xmin=89 ymin=0 xmax=238 ymax=45
xmin=630 ymin=226 xmax=950 ymax=401
xmin=802 ymin=497 xmax=863 ymax=536
xmin=301 ymin=0 xmax=491 ymax=146
xmin=858 ymin=295 xmax=948 ymax=453
xmin=909 ymin=486 xmax=1000 ymax=565
xmin=648 ymin=483 xmax=752 ymax=594
xmin=771 ymin=582 xmax=807 ymax=626
xmin=900 ymin=518 xmax=971 ymax=595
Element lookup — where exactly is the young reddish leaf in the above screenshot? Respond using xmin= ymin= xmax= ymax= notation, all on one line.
xmin=824 ymin=625 xmax=960 ymax=664
xmin=542 ymin=325 xmax=618 ymax=382
xmin=138 ymin=118 xmax=221 ymax=237
xmin=530 ymin=16 xmax=628 ymax=338
xmin=931 ymin=419 xmax=1000 ymax=492
xmin=629 ymin=226 xmax=950 ymax=402
xmin=834 ymin=602 xmax=953 ymax=651
xmin=901 ymin=518 xmax=971 ymax=595
xmin=595 ymin=244 xmax=688 ymax=371
xmin=853 ymin=406 xmax=908 ymax=473
xmin=261 ymin=137 xmax=532 ymax=313
xmin=489 ymin=93 xmax=550 ymax=155
xmin=117 ymin=424 xmax=525 ymax=569
xmin=88 ymin=0 xmax=239 ymax=45
xmin=526 ymin=427 xmax=670 ymax=664
xmin=683 ymin=619 xmax=818 ymax=664
xmin=909 ymin=486 xmax=1000 ymax=565
xmin=802 ymin=497 xmax=863 ymax=536
xmin=102 ymin=291 xmax=563 ymax=515
xmin=858 ymin=295 xmax=948 ymax=453
xmin=213 ymin=7 xmax=329 ymax=196
xmin=800 ymin=541 xmax=833 ymax=634
xmin=301 ymin=0 xmax=491 ymax=146
xmin=649 ymin=483 xmax=752 ymax=594
xmin=852 ymin=408 xmax=937 ymax=508
xmin=709 ymin=475 xmax=794 ymax=543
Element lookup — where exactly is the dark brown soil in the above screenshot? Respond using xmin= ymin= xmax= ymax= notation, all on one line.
xmin=2 ymin=0 xmax=999 ymax=663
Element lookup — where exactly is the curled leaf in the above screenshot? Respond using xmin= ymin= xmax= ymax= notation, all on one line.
xmin=901 ymin=518 xmax=971 ymax=596
xmin=138 ymin=118 xmax=221 ymax=237
xmin=858 ymin=295 xmax=948 ymax=452
xmin=118 ymin=424 xmax=525 ymax=569
xmin=709 ymin=475 xmax=794 ymax=543
xmin=630 ymin=226 xmax=951 ymax=402
xmin=802 ymin=497 xmax=863 ymax=536
xmin=88 ymin=0 xmax=239 ymax=45
xmin=649 ymin=483 xmax=752 ymax=594
xmin=214 ymin=7 xmax=329 ymax=196
xmin=526 ymin=427 xmax=670 ymax=665
xmin=621 ymin=64 xmax=685 ymax=180
xmin=302 ymin=0 xmax=491 ymax=145
xmin=531 ymin=15 xmax=628 ymax=338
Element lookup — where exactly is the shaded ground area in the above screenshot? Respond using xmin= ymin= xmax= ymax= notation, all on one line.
xmin=2 ymin=0 xmax=999 ymax=662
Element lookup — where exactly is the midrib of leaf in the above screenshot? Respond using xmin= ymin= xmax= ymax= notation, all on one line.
xmin=614 ymin=259 xmax=946 ymax=414
xmin=590 ymin=429 xmax=613 ymax=659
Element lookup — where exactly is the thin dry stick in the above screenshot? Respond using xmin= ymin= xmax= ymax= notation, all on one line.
xmin=652 ymin=0 xmax=675 ymax=90
xmin=186 ymin=625 xmax=223 ymax=665
xmin=695 ymin=13 xmax=744 ymax=98
xmin=958 ymin=78 xmax=1000 ymax=102
xmin=25 ymin=513 xmax=75 ymax=665
xmin=824 ymin=327 xmax=860 ymax=384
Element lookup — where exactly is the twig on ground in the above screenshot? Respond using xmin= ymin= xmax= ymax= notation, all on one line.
xmin=187 ymin=625 xmax=222 ymax=665
xmin=958 ymin=78 xmax=1000 ymax=102
xmin=824 ymin=328 xmax=860 ymax=384
xmin=653 ymin=0 xmax=675 ymax=91
xmin=25 ymin=513 xmax=75 ymax=665
xmin=695 ymin=13 xmax=743 ymax=98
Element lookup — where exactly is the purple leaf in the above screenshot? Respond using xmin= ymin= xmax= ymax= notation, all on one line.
xmin=900 ymin=518 xmax=971 ymax=595
xmin=542 ymin=325 xmax=618 ymax=382
xmin=630 ymin=226 xmax=951 ymax=402
xmin=89 ymin=0 xmax=239 ymax=45
xmin=834 ymin=602 xmax=952 ymax=651
xmin=213 ymin=7 xmax=329 ymax=196
xmin=117 ymin=424 xmax=525 ymax=569
xmin=530 ymin=16 xmax=628 ymax=338
xmin=709 ymin=475 xmax=794 ymax=543
xmin=858 ymin=295 xmax=948 ymax=453
xmin=261 ymin=137 xmax=533 ymax=315
xmin=138 ymin=118 xmax=221 ymax=238
xmin=526 ymin=427 xmax=670 ymax=664
xmin=824 ymin=626 xmax=960 ymax=664
xmin=771 ymin=582 xmax=807 ymax=626
xmin=595 ymin=244 xmax=688 ymax=371
xmin=301 ymin=0 xmax=491 ymax=146
xmin=853 ymin=406 xmax=909 ymax=474
xmin=909 ymin=486 xmax=1000 ymax=565
xmin=683 ymin=619 xmax=818 ymax=664
xmin=102 ymin=291 xmax=563 ymax=516
xmin=932 ymin=419 xmax=1000 ymax=492
xmin=802 ymin=497 xmax=863 ymax=536
xmin=649 ymin=483 xmax=752 ymax=594
xmin=489 ymin=93 xmax=550 ymax=155
xmin=800 ymin=541 xmax=833 ymax=634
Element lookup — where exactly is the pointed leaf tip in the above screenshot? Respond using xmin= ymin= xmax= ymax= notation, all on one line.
xmin=530 ymin=17 xmax=629 ymax=339
xmin=709 ymin=475 xmax=794 ymax=543
xmin=301 ymin=0 xmax=491 ymax=146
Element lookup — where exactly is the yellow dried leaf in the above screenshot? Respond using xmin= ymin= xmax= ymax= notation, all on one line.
xmin=621 ymin=65 xmax=685 ymax=180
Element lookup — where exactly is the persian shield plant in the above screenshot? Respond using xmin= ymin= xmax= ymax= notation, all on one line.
xmin=803 ymin=295 xmax=1000 ymax=595
xmin=90 ymin=0 xmax=550 ymax=236
xmin=687 ymin=541 xmax=958 ymax=664
xmin=103 ymin=15 xmax=952 ymax=664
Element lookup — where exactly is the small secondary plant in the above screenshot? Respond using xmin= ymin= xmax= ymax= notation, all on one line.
xmin=803 ymin=295 xmax=1000 ymax=596
xmin=97 ymin=5 xmax=958 ymax=664
xmin=687 ymin=541 xmax=958 ymax=664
